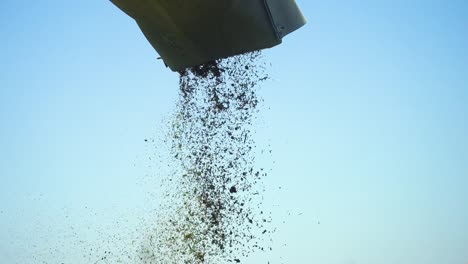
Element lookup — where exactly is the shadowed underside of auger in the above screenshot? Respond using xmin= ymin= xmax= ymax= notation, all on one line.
xmin=110 ymin=0 xmax=306 ymax=72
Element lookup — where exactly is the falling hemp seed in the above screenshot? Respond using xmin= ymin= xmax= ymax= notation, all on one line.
xmin=139 ymin=52 xmax=273 ymax=264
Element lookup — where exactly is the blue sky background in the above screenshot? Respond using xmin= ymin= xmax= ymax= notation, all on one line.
xmin=1 ymin=0 xmax=467 ymax=263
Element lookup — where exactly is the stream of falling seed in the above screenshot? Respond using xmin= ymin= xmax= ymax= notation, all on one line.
xmin=138 ymin=52 xmax=274 ymax=264
xmin=27 ymin=52 xmax=275 ymax=264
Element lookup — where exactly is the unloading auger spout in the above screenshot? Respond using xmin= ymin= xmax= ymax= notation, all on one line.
xmin=111 ymin=0 xmax=306 ymax=71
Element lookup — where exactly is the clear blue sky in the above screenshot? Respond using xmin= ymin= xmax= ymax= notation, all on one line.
xmin=1 ymin=0 xmax=467 ymax=263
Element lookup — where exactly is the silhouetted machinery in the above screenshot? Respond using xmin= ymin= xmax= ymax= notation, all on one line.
xmin=111 ymin=0 xmax=306 ymax=71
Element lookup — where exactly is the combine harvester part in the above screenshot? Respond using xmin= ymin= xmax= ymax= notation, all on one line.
xmin=111 ymin=0 xmax=306 ymax=71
